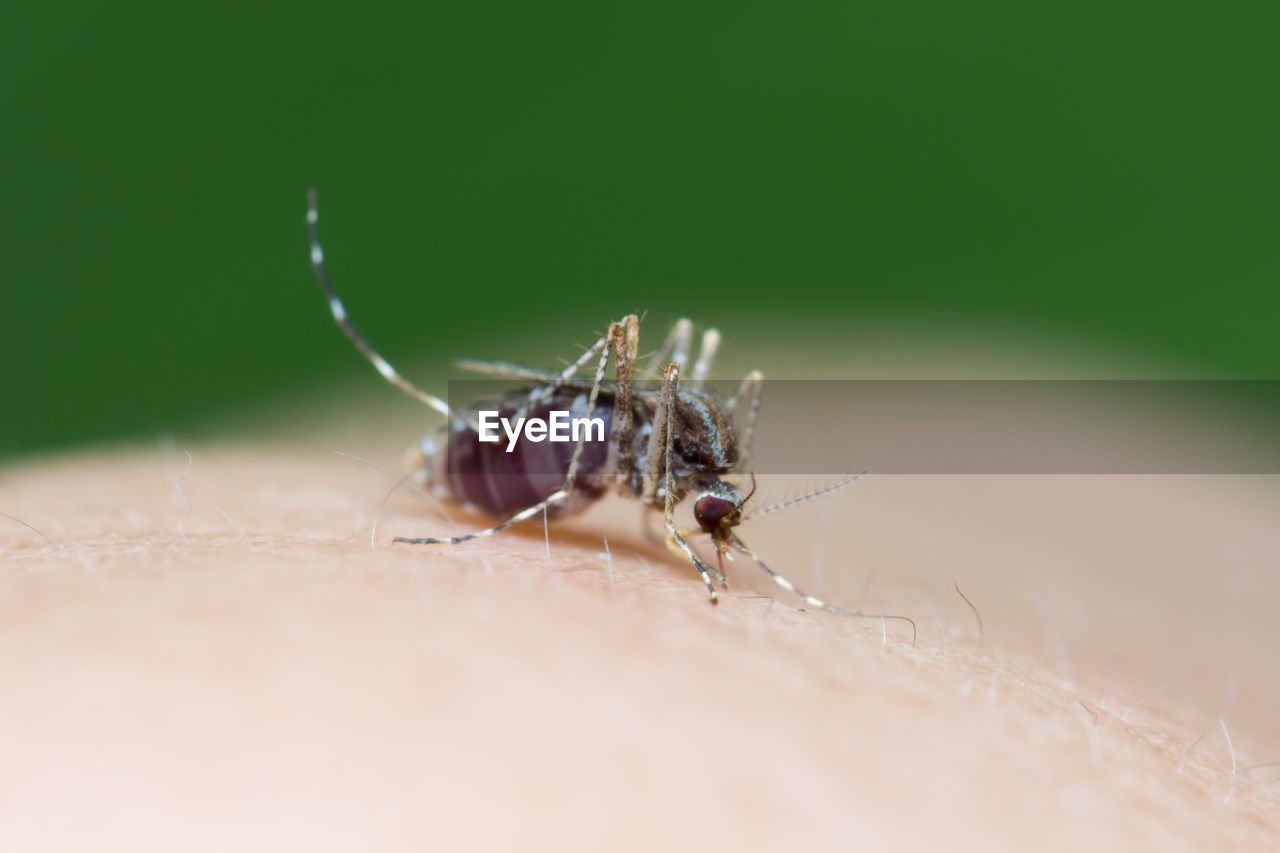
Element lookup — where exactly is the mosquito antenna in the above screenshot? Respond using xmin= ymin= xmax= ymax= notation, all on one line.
xmin=307 ymin=190 xmax=468 ymax=425
xmin=730 ymin=533 xmax=916 ymax=648
xmin=740 ymin=468 xmax=871 ymax=521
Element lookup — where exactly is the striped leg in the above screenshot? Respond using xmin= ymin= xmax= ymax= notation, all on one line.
xmin=688 ymin=328 xmax=721 ymax=388
xmin=726 ymin=370 xmax=763 ymax=464
xmin=639 ymin=507 xmax=667 ymax=546
xmin=730 ymin=533 xmax=917 ymax=647
xmin=654 ymin=363 xmax=724 ymax=601
xmin=643 ymin=318 xmax=693 ymax=378
xmin=606 ymin=315 xmax=641 ymax=487
xmin=452 ymin=359 xmax=562 ymax=382
xmin=640 ymin=364 xmax=673 ymax=507
xmin=394 ymin=317 xmax=637 ymax=547
xmin=395 ymin=490 xmax=572 ymax=545
xmin=523 ymin=314 xmax=642 ymax=414
xmin=307 ymin=191 xmax=474 ymax=428
xmin=638 ymin=364 xmax=724 ymax=591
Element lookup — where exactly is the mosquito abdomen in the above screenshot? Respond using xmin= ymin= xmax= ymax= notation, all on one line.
xmin=433 ymin=389 xmax=615 ymax=517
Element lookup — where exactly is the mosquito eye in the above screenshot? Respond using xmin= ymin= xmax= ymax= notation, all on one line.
xmin=694 ymin=495 xmax=737 ymax=532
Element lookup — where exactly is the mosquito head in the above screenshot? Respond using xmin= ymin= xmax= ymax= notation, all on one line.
xmin=692 ymin=473 xmax=757 ymax=541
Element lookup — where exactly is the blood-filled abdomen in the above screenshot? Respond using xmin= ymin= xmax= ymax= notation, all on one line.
xmin=434 ymin=388 xmax=616 ymax=517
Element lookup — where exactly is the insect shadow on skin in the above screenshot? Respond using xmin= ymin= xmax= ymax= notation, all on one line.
xmin=306 ymin=190 xmax=915 ymax=646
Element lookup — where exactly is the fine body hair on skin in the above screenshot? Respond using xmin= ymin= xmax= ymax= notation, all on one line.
xmin=0 ymin=445 xmax=1277 ymax=851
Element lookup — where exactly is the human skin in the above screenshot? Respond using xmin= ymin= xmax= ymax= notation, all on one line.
xmin=0 ymin=430 xmax=1277 ymax=850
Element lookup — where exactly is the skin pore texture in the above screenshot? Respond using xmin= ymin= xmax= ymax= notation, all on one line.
xmin=1 ymin=348 xmax=1278 ymax=850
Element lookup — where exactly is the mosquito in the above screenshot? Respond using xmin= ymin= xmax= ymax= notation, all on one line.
xmin=307 ymin=191 xmax=914 ymax=643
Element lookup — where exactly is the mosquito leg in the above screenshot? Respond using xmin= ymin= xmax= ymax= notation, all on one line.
xmin=606 ymin=314 xmax=641 ymax=492
xmin=726 ymin=370 xmax=764 ymax=463
xmin=394 ymin=489 xmax=574 ymax=545
xmin=524 ymin=332 xmax=612 ymax=414
xmin=640 ymin=507 xmax=666 ymax=545
xmin=688 ymin=328 xmax=721 ymax=388
xmin=654 ymin=363 xmax=723 ymax=600
xmin=307 ymin=190 xmax=473 ymax=428
xmin=726 ymin=369 xmax=762 ymax=414
xmin=453 ymin=359 xmax=562 ymax=382
xmin=638 ymin=366 xmax=726 ymax=597
xmin=641 ymin=369 xmax=672 ymax=506
xmin=643 ymin=318 xmax=693 ymax=378
xmin=730 ymin=533 xmax=917 ymax=647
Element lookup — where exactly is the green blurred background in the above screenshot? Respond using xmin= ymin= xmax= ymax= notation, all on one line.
xmin=4 ymin=1 xmax=1277 ymax=456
